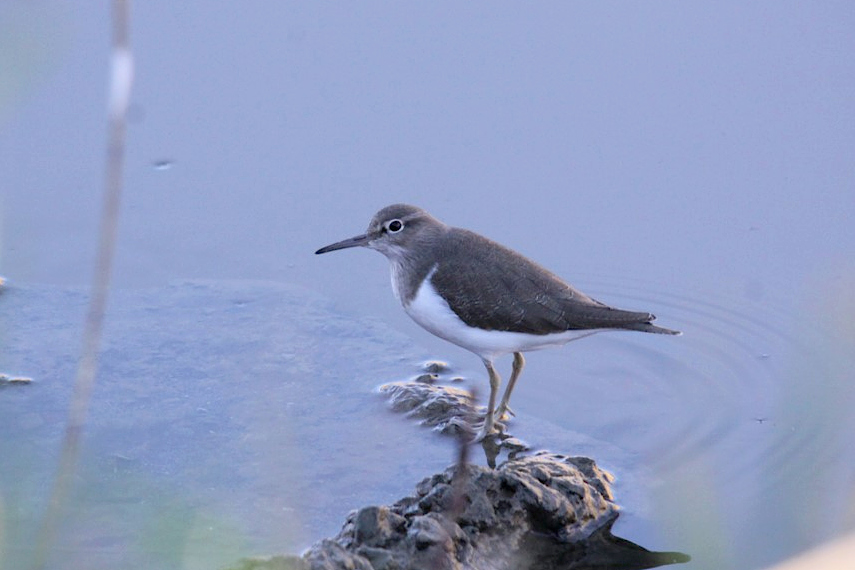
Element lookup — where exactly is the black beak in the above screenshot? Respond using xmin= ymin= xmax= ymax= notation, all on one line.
xmin=315 ymin=233 xmax=371 ymax=254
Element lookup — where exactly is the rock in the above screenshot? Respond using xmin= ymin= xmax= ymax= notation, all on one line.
xmin=421 ymin=360 xmax=449 ymax=374
xmin=380 ymin=381 xmax=481 ymax=436
xmin=352 ymin=506 xmax=406 ymax=547
xmin=227 ymin=451 xmax=688 ymax=570
xmin=304 ymin=539 xmax=373 ymax=570
xmin=380 ymin=380 xmax=533 ymax=468
xmin=0 ymin=373 xmax=33 ymax=386
xmin=412 ymin=373 xmax=438 ymax=383
xmin=225 ymin=381 xmax=689 ymax=570
xmin=296 ymin=451 xmax=686 ymax=570
xmin=379 ymin=380 xmax=527 ymax=461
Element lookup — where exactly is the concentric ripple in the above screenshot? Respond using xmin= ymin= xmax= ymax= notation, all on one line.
xmin=544 ymin=272 xmax=853 ymax=493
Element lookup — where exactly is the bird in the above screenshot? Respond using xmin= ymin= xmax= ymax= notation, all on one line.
xmin=315 ymin=204 xmax=680 ymax=441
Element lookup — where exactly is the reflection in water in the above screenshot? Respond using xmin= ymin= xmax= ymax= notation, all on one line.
xmin=514 ymin=516 xmax=690 ymax=570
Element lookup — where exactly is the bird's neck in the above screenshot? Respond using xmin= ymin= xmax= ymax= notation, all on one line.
xmin=389 ymin=253 xmax=439 ymax=308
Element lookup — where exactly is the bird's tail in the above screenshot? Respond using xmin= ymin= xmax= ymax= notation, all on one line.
xmin=622 ymin=321 xmax=682 ymax=335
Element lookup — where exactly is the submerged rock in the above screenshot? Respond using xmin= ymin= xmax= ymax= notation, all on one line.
xmin=379 ymin=380 xmax=530 ymax=466
xmin=421 ymin=360 xmax=450 ymax=374
xmin=380 ymin=380 xmax=483 ymax=437
xmin=0 ymin=373 xmax=33 ymax=386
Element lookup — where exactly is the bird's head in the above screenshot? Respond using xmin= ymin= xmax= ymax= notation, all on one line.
xmin=315 ymin=204 xmax=445 ymax=262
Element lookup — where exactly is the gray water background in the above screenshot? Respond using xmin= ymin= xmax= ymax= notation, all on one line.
xmin=1 ymin=3 xmax=854 ymax=569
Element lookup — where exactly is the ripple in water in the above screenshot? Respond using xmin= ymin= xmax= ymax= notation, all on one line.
xmin=561 ymin=273 xmax=851 ymax=490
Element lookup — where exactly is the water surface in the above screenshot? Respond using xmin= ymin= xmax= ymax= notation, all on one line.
xmin=2 ymin=3 xmax=854 ymax=569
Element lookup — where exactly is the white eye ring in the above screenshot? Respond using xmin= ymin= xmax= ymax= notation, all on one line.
xmin=385 ymin=219 xmax=404 ymax=233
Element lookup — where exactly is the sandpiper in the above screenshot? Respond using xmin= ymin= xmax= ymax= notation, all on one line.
xmin=316 ymin=204 xmax=680 ymax=441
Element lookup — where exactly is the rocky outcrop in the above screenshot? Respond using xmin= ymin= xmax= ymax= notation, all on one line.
xmin=225 ymin=378 xmax=689 ymax=570
xmin=228 ymin=452 xmax=688 ymax=570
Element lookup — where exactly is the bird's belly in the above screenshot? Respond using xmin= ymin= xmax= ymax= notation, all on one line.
xmin=404 ymin=279 xmax=601 ymax=360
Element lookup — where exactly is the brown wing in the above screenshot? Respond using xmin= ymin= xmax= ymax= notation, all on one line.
xmin=430 ymin=229 xmax=657 ymax=335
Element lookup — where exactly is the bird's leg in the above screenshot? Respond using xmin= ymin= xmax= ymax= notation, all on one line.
xmin=473 ymin=358 xmax=501 ymax=441
xmin=496 ymin=352 xmax=525 ymax=421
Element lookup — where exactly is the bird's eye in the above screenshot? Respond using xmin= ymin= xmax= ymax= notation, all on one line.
xmin=386 ymin=219 xmax=404 ymax=233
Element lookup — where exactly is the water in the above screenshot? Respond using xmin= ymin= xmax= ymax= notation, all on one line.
xmin=2 ymin=2 xmax=854 ymax=569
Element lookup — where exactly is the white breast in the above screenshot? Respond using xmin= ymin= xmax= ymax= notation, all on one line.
xmin=401 ymin=265 xmax=602 ymax=360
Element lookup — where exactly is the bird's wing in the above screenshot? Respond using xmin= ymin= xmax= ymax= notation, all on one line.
xmin=431 ymin=229 xmax=656 ymax=335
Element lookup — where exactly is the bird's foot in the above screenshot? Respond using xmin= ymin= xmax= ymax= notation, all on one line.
xmin=472 ymin=424 xmax=496 ymax=443
xmin=496 ymin=404 xmax=516 ymax=421
xmin=472 ymin=414 xmax=504 ymax=442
